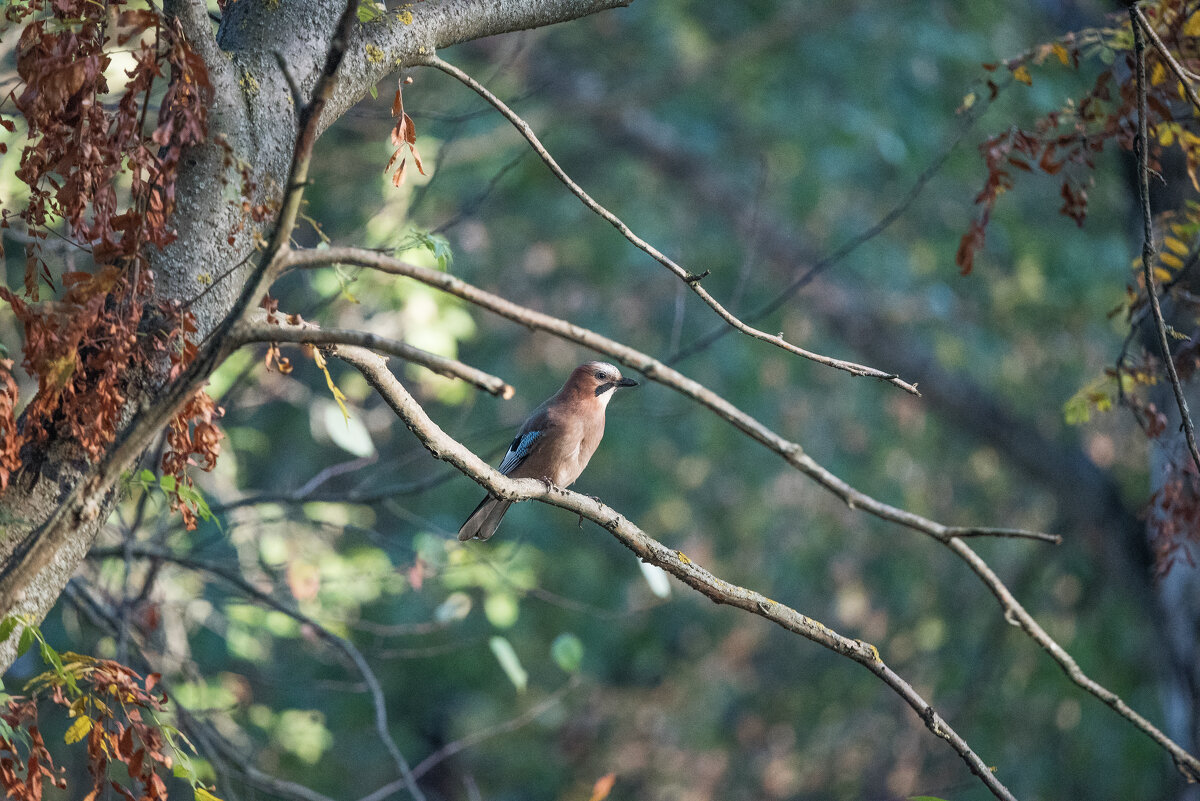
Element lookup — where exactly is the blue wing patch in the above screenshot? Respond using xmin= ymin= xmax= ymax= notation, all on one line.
xmin=498 ymin=430 xmax=542 ymax=474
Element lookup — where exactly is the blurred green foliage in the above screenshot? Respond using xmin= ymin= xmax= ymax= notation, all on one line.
xmin=2 ymin=0 xmax=1184 ymax=799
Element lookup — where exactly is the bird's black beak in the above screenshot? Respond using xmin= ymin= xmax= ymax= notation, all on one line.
xmin=616 ymin=377 xmax=639 ymax=388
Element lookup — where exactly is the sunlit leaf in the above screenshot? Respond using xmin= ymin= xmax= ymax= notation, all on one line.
xmin=0 ymin=615 xmax=20 ymax=643
xmin=64 ymin=715 xmax=93 ymax=744
xmin=489 ymin=636 xmax=528 ymax=692
xmin=639 ymin=562 xmax=672 ymax=598
xmin=1165 ymin=236 xmax=1190 ymax=256
xmin=1011 ymin=64 xmax=1032 ymax=85
xmin=16 ymin=624 xmax=33 ymax=658
xmin=1160 ymin=252 xmax=1184 ymax=270
xmin=551 ymin=633 xmax=584 ymax=674
xmin=1151 ymin=61 xmax=1167 ymax=87
xmin=435 ymin=592 xmax=473 ymax=623
xmin=195 ymin=788 xmax=225 ymax=801
xmin=312 ymin=349 xmax=352 ymax=423
xmin=1185 ymin=11 xmax=1200 ymax=37
xmin=356 ymin=1 xmax=386 ymax=22
xmin=322 ymin=403 xmax=376 ymax=457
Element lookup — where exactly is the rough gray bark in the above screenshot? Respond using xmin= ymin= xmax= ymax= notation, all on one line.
xmin=0 ymin=0 xmax=631 ymax=674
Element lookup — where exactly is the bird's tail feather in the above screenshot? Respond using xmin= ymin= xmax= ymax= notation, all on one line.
xmin=457 ymin=496 xmax=513 ymax=541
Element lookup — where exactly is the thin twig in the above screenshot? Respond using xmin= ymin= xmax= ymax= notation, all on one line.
xmin=356 ymin=678 xmax=581 ymax=801
xmin=211 ymin=470 xmax=463 ymax=513
xmin=334 ymin=342 xmax=1017 ymax=801
xmin=417 ymin=54 xmax=920 ymax=397
xmin=944 ymin=527 xmax=1062 ymax=544
xmin=64 ymin=579 xmax=337 ymax=801
xmin=284 ymin=244 xmax=1200 ymax=781
xmin=1131 ymin=6 xmax=1200 ymax=479
xmin=670 ymin=92 xmax=986 ymax=363
xmin=431 ymin=151 xmax=528 ymax=236
xmin=1132 ymin=5 xmax=1200 ymax=115
xmin=89 ymin=543 xmax=428 ymax=801
xmin=231 ymin=320 xmax=515 ymax=398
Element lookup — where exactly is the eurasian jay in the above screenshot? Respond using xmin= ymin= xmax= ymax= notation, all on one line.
xmin=457 ymin=361 xmax=638 ymax=541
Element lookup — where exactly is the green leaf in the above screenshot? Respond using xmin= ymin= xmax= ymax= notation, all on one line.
xmin=489 ymin=636 xmax=528 ymax=693
xmin=195 ymin=788 xmax=225 ymax=801
xmin=39 ymin=638 xmax=64 ymax=675
xmin=355 ymin=1 xmax=385 ymax=23
xmin=550 ymin=633 xmax=584 ymax=674
xmin=16 ymin=625 xmax=33 ymax=658
xmin=369 ymin=84 xmax=378 ymax=100
xmin=0 ymin=615 xmax=21 ymax=643
xmin=395 ymin=230 xmax=454 ymax=271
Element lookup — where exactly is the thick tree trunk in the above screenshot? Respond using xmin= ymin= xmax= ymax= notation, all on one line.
xmin=0 ymin=0 xmax=631 ymax=674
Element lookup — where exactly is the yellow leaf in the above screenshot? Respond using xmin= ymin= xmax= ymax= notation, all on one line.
xmin=64 ymin=716 xmax=92 ymax=744
xmin=1165 ymin=236 xmax=1190 ymax=255
xmin=312 ymin=349 xmax=351 ymax=423
xmin=1155 ymin=266 xmax=1174 ymax=282
xmin=1185 ymin=11 xmax=1200 ymax=37
xmin=1012 ymin=64 xmax=1032 ymax=86
xmin=1160 ymin=252 xmax=1185 ymax=270
xmin=195 ymin=788 xmax=225 ymax=801
xmin=1151 ymin=62 xmax=1166 ymax=86
xmin=1160 ymin=126 xmax=1176 ymax=147
xmin=1052 ymin=42 xmax=1070 ymax=66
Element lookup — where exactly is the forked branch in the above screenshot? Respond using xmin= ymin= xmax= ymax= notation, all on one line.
xmin=417 ymin=54 xmax=921 ymax=397
xmin=231 ymin=319 xmax=514 ymax=398
xmin=283 ymin=244 xmax=1200 ymax=781
xmin=332 ymin=342 xmax=1017 ymax=801
xmin=1130 ymin=6 xmax=1200 ymax=479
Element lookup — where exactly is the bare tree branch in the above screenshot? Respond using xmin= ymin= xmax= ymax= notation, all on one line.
xmin=89 ymin=544 xmax=428 ymax=801
xmin=322 ymin=0 xmax=635 ymax=130
xmin=231 ymin=319 xmax=515 ymax=397
xmin=1131 ymin=7 xmax=1200 ymax=479
xmin=332 ymin=342 xmax=1018 ymax=801
xmin=62 ymin=579 xmax=341 ymax=801
xmin=285 ymin=243 xmax=1200 ymax=781
xmin=357 ymin=678 xmax=581 ymax=801
xmin=416 ymin=54 xmax=922 ymax=397
xmin=1132 ymin=6 xmax=1200 ymax=114
xmin=573 ymin=92 xmax=1140 ymax=548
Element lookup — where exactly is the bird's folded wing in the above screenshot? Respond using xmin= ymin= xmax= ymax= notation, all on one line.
xmin=497 ymin=429 xmax=543 ymax=475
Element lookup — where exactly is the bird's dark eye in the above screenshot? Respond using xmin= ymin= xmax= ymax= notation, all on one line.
xmin=594 ymin=371 xmax=607 ymax=380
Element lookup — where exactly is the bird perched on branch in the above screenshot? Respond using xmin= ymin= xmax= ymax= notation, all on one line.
xmin=458 ymin=361 xmax=639 ymax=541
